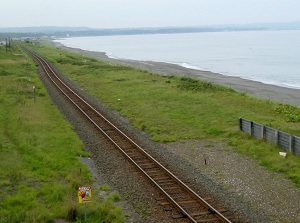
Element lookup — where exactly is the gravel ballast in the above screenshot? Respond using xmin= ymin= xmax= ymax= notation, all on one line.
xmin=38 ymin=44 xmax=300 ymax=223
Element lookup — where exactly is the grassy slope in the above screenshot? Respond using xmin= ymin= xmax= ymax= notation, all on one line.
xmin=0 ymin=44 xmax=125 ymax=222
xmin=26 ymin=41 xmax=300 ymax=188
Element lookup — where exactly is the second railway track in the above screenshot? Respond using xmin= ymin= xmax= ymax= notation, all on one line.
xmin=25 ymin=47 xmax=236 ymax=223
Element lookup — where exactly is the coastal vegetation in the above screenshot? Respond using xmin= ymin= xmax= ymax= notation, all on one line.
xmin=0 ymin=43 xmax=125 ymax=222
xmin=26 ymin=40 xmax=300 ymax=188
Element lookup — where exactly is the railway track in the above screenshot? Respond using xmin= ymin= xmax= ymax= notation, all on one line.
xmin=25 ymin=47 xmax=235 ymax=223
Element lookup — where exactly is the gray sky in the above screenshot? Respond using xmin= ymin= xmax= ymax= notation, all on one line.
xmin=1 ymin=0 xmax=300 ymax=28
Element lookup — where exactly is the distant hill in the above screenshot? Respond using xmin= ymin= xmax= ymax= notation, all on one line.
xmin=0 ymin=26 xmax=94 ymax=33
xmin=212 ymin=21 xmax=300 ymax=30
xmin=1 ymin=21 xmax=300 ymax=38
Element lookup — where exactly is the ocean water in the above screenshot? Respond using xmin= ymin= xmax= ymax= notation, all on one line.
xmin=55 ymin=30 xmax=300 ymax=89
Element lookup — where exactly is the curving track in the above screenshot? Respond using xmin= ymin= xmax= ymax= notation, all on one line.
xmin=25 ymin=47 xmax=235 ymax=223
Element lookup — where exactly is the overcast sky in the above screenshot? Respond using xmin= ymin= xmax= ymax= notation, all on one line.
xmin=1 ymin=0 xmax=300 ymax=28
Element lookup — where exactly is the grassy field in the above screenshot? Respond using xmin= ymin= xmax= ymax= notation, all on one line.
xmin=2 ymin=39 xmax=300 ymax=222
xmin=25 ymin=40 xmax=300 ymax=188
xmin=0 ymin=43 xmax=125 ymax=222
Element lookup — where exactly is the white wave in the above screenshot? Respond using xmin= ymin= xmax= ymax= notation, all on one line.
xmin=167 ymin=62 xmax=207 ymax=71
xmin=105 ymin=52 xmax=120 ymax=59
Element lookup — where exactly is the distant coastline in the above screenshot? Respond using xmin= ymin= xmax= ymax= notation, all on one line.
xmin=54 ymin=30 xmax=300 ymax=91
xmin=1 ymin=21 xmax=300 ymax=38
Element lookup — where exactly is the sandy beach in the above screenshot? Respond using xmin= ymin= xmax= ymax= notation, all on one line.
xmin=53 ymin=41 xmax=300 ymax=107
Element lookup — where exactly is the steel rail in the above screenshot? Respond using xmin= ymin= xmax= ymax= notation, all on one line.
xmin=25 ymin=48 xmax=233 ymax=223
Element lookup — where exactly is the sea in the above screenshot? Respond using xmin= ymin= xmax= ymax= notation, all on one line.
xmin=54 ymin=30 xmax=300 ymax=90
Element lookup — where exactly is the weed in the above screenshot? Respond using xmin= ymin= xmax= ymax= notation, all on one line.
xmin=223 ymin=184 xmax=230 ymax=190
xmin=108 ymin=192 xmax=121 ymax=202
xmin=177 ymin=76 xmax=235 ymax=93
xmin=99 ymin=184 xmax=111 ymax=192
xmin=275 ymin=103 xmax=300 ymax=122
xmin=135 ymin=201 xmax=151 ymax=217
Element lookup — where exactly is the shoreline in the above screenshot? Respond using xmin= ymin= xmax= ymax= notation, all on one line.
xmin=52 ymin=41 xmax=300 ymax=107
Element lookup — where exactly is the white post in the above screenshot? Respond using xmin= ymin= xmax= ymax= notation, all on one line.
xmin=33 ymin=86 xmax=36 ymax=103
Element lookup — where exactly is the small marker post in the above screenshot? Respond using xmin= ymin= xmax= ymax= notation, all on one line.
xmin=33 ymin=86 xmax=36 ymax=103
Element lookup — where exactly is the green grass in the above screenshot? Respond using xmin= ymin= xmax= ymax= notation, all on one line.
xmin=0 ymin=43 xmax=125 ymax=222
xmin=23 ymin=41 xmax=300 ymax=188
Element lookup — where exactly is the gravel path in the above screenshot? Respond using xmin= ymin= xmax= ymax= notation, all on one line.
xmin=40 ymin=44 xmax=300 ymax=223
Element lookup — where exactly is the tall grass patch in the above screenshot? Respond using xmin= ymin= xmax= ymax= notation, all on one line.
xmin=0 ymin=44 xmax=126 ymax=222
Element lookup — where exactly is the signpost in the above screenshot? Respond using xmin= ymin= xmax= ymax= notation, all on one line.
xmin=78 ymin=186 xmax=92 ymax=222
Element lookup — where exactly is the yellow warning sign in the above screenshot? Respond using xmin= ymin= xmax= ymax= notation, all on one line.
xmin=78 ymin=186 xmax=92 ymax=203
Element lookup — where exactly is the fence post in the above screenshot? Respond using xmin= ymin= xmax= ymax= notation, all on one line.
xmin=289 ymin=135 xmax=294 ymax=154
xmin=239 ymin=118 xmax=242 ymax=131
xmin=274 ymin=130 xmax=279 ymax=145
xmin=261 ymin=125 xmax=265 ymax=140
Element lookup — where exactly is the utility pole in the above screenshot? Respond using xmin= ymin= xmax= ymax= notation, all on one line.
xmin=6 ymin=38 xmax=8 ymax=53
